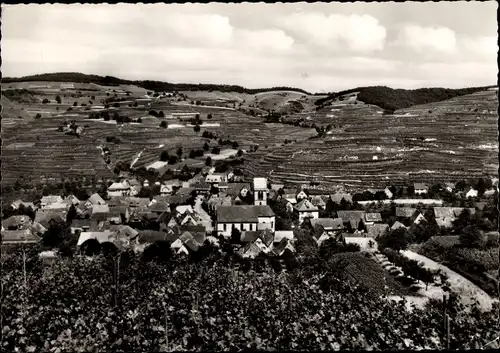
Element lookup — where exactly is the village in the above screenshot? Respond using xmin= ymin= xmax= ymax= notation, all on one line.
xmin=2 ymin=167 xmax=498 ymax=262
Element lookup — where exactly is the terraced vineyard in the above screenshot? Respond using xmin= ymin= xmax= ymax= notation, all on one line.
xmin=242 ymin=90 xmax=498 ymax=190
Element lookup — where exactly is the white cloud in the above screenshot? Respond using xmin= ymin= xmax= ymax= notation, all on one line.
xmin=459 ymin=35 xmax=498 ymax=57
xmin=280 ymin=12 xmax=387 ymax=52
xmin=394 ymin=25 xmax=457 ymax=54
xmin=234 ymin=29 xmax=294 ymax=52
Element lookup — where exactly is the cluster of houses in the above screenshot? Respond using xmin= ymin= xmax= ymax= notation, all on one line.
xmin=1 ymin=173 xmax=497 ymax=259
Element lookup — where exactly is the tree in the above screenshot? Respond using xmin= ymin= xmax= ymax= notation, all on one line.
xmin=160 ymin=151 xmax=169 ymax=162
xmin=176 ymin=147 xmax=183 ymax=158
xmin=42 ymin=98 xmax=50 ymax=104
xmin=232 ymin=141 xmax=239 ymax=149
xmin=73 ymin=102 xmax=78 ymax=106
xmin=66 ymin=204 xmax=77 ymax=224
xmin=203 ymin=142 xmax=210 ymax=151
xmin=43 ymin=220 xmax=70 ymax=248
xmin=207 ymin=113 xmax=213 ymax=120
xmin=159 ymin=111 xmax=165 ymax=118
xmin=205 ymin=157 xmax=212 ymax=166
xmin=237 ymin=149 xmax=243 ymax=157
xmin=149 ymin=110 xmax=158 ymax=117
xmin=55 ymin=95 xmax=62 ymax=104
xmin=160 ymin=121 xmax=168 ymax=128
xmin=377 ymin=227 xmax=411 ymax=251
xmin=212 ymin=147 xmax=220 ymax=154
xmin=459 ymin=224 xmax=486 ymax=248
xmin=194 ymin=125 xmax=201 ymax=132
xmin=231 ymin=227 xmax=241 ymax=244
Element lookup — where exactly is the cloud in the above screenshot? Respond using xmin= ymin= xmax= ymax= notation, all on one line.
xmin=279 ymin=12 xmax=387 ymax=52
xmin=394 ymin=25 xmax=458 ymax=54
xmin=459 ymin=36 xmax=498 ymax=57
xmin=234 ymin=29 xmax=294 ymax=52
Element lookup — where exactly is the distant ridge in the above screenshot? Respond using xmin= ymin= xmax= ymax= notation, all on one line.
xmin=315 ymin=85 xmax=497 ymax=111
xmin=1 ymin=72 xmax=311 ymax=95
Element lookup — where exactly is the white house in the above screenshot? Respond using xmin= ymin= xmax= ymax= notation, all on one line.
xmin=160 ymin=184 xmax=173 ymax=196
xmin=466 ymin=188 xmax=478 ymax=198
xmin=40 ymin=195 xmax=64 ymax=209
xmin=296 ymin=190 xmax=308 ymax=201
xmin=216 ymin=205 xmax=275 ymax=238
xmin=206 ymin=174 xmax=227 ymax=184
xmin=294 ymin=199 xmax=319 ymax=224
xmin=253 ymin=177 xmax=269 ymax=206
xmin=107 ymin=181 xmax=131 ymax=198
xmin=384 ymin=187 xmax=394 ymax=199
xmin=445 ymin=183 xmax=456 ymax=193
xmin=414 ymin=183 xmax=428 ymax=195
xmin=176 ymin=205 xmax=194 ymax=215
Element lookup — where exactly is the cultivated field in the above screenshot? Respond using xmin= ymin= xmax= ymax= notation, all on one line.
xmin=242 ymin=90 xmax=498 ymax=190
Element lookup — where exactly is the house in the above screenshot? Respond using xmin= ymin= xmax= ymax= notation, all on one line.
xmin=133 ymin=230 xmax=177 ymax=252
xmin=414 ymin=183 xmax=428 ymax=195
xmin=483 ymin=189 xmax=496 ymax=197
xmin=85 ymin=193 xmax=106 ymax=207
xmin=466 ymin=188 xmax=478 ymax=198
xmin=239 ymin=242 xmax=262 ymax=258
xmin=176 ymin=205 xmax=194 ymax=215
xmin=107 ymin=181 xmax=131 ymax=198
xmin=366 ymin=224 xmax=389 ymax=239
xmin=344 ymin=236 xmax=377 ymax=251
xmin=34 ymin=209 xmax=67 ymax=229
xmin=10 ymin=200 xmax=37 ymax=211
xmin=205 ymin=174 xmax=227 ymax=184
xmin=191 ymin=183 xmax=211 ymax=195
xmin=63 ymin=195 xmax=81 ymax=206
xmin=364 ymin=213 xmax=382 ymax=225
xmin=148 ymin=201 xmax=170 ymax=215
xmin=180 ymin=213 xmax=199 ymax=227
xmin=270 ymin=184 xmax=284 ymax=191
xmin=70 ymin=219 xmax=91 ymax=234
xmin=29 ymin=222 xmax=47 ymax=236
xmin=44 ymin=202 xmax=70 ymax=210
xmin=216 ymin=205 xmax=275 ymax=238
xmin=109 ymin=205 xmax=130 ymax=223
xmin=272 ymin=238 xmax=295 ymax=256
xmin=283 ymin=194 xmax=298 ymax=205
xmin=127 ymin=179 xmax=141 ymax=196
xmin=337 ymin=211 xmax=366 ymax=231
xmin=330 ymin=192 xmax=353 ymax=204
xmin=413 ymin=213 xmax=426 ymax=225
xmin=111 ymin=225 xmax=139 ymax=240
xmin=143 ymin=179 xmax=150 ymax=188
xmin=1 ymin=229 xmax=40 ymax=245
xmin=2 ymin=215 xmax=32 ymax=230
xmin=91 ymin=204 xmax=110 ymax=215
xmin=445 ymin=183 xmax=456 ymax=193
xmin=310 ymin=195 xmax=326 ymax=210
xmin=274 ymin=231 xmax=294 ymax=243
xmin=390 ymin=221 xmax=407 ymax=231
xmin=396 ymin=207 xmax=418 ymax=218
xmin=208 ymin=195 xmax=233 ymax=212
xmin=254 ymin=229 xmax=274 ymax=253
xmin=293 ymin=199 xmax=319 ymax=224
xmin=296 ymin=190 xmax=308 ymax=202
xmin=253 ymin=177 xmax=269 ymax=206
xmin=433 ymin=207 xmax=476 ymax=228
xmin=226 ymin=183 xmax=251 ymax=198
xmin=310 ymin=218 xmax=344 ymax=233
xmin=77 ymin=231 xmax=115 ymax=246
xmin=40 ymin=195 xmax=64 ymax=209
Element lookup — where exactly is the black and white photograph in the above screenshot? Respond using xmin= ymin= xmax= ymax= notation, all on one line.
xmin=1 ymin=1 xmax=499 ymax=351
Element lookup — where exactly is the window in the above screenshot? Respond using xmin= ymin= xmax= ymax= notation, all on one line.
xmin=250 ymin=224 xmax=253 ymax=231
xmin=271 ymin=221 xmax=274 ymax=229
xmin=223 ymin=224 xmax=227 ymax=232
xmin=258 ymin=191 xmax=263 ymax=200
xmin=241 ymin=223 xmax=244 ymax=230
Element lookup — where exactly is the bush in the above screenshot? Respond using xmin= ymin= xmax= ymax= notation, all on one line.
xmin=158 ymin=111 xmax=165 ymax=118
xmin=194 ymin=124 xmax=201 ymax=132
xmin=205 ymin=157 xmax=212 ymax=166
xmin=160 ymin=121 xmax=168 ymax=128
xmin=149 ymin=110 xmax=159 ymax=117
xmin=34 ymin=113 xmax=42 ymax=119
xmin=212 ymin=147 xmax=220 ymax=154
xmin=42 ymin=98 xmax=50 ymax=104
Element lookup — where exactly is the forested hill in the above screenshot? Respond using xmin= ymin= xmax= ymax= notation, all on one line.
xmin=315 ymin=85 xmax=496 ymax=111
xmin=2 ymin=72 xmax=311 ymax=95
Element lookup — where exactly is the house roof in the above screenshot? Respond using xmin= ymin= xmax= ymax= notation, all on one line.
xmin=474 ymin=202 xmax=487 ymax=211
xmin=44 ymin=203 xmax=69 ymax=210
xmin=184 ymin=238 xmax=200 ymax=252
xmin=253 ymin=177 xmax=268 ymax=190
xmin=434 ymin=207 xmax=476 ymax=219
xmin=259 ymin=229 xmax=274 ymax=247
xmin=108 ymin=182 xmax=130 ymax=191
xmin=273 ymin=238 xmax=294 ymax=256
xmin=30 ymin=222 xmax=47 ymax=235
xmin=91 ymin=205 xmax=110 ymax=214
xmin=176 ymin=205 xmax=194 ymax=215
xmin=11 ymin=200 xmax=37 ymax=210
xmin=34 ymin=210 xmax=66 ymax=229
xmin=310 ymin=195 xmax=326 ymax=207
xmin=63 ymin=195 xmax=81 ymax=205
xmin=274 ymin=231 xmax=294 ymax=243
xmin=414 ymin=183 xmax=427 ymax=190
xmin=217 ymin=205 xmax=275 ymax=223
xmin=225 ymin=183 xmax=250 ymax=197
xmin=270 ymin=184 xmax=284 ymax=191
xmin=240 ymin=242 xmax=261 ymax=258
xmin=206 ymin=174 xmax=225 ymax=183
xmin=391 ymin=221 xmax=407 ymax=230
xmin=365 ymin=213 xmax=382 ymax=222
xmin=109 ymin=205 xmax=129 ymax=214
xmin=88 ymin=193 xmax=106 ymax=205
xmin=445 ymin=182 xmax=456 ymax=189
xmin=241 ymin=231 xmax=261 ymax=243
xmin=2 ymin=215 xmax=31 ymax=229
xmin=396 ymin=207 xmax=418 ymax=218
xmin=41 ymin=195 xmax=64 ymax=205
xmin=136 ymin=230 xmax=176 ymax=244
xmin=1 ymin=229 xmax=40 ymax=243
xmin=310 ymin=218 xmax=344 ymax=230
xmin=77 ymin=231 xmax=114 ymax=246
xmin=191 ymin=182 xmax=211 ymax=191
xmin=294 ymin=199 xmax=318 ymax=212
xmin=366 ymin=224 xmax=389 ymax=238
xmin=149 ymin=201 xmax=170 ymax=213
xmin=124 ymin=197 xmax=150 ymax=208
xmin=337 ymin=210 xmax=366 ymax=221
xmin=71 ymin=219 xmax=91 ymax=228
xmin=109 ymin=225 xmax=139 ymax=239
xmin=330 ymin=193 xmax=353 ymax=204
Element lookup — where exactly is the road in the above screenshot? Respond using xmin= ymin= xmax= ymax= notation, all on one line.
xmin=194 ymin=195 xmax=213 ymax=233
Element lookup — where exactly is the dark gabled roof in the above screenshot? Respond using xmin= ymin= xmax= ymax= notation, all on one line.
xmin=258 ymin=229 xmax=274 ymax=247
xmin=180 ymin=225 xmax=206 ymax=233
xmin=136 ymin=230 xmax=177 ymax=244
xmin=2 ymin=215 xmax=31 ymax=229
xmin=34 ymin=210 xmax=66 ymax=229
xmin=148 ymin=201 xmax=170 ymax=213
xmin=241 ymin=231 xmax=261 ymax=243
xmin=294 ymin=199 xmax=318 ymax=212
xmin=109 ymin=205 xmax=129 ymax=214
xmin=365 ymin=213 xmax=382 ymax=222
xmin=273 ymin=237 xmax=293 ymax=256
xmin=396 ymin=207 xmax=418 ymax=218
xmin=337 ymin=211 xmax=366 ymax=221
xmin=366 ymin=224 xmax=389 ymax=238
xmin=1 ymin=229 xmax=40 ymax=243
xmin=330 ymin=193 xmax=353 ymax=204
xmin=192 ymin=182 xmax=211 ymax=191
xmin=414 ymin=183 xmax=427 ymax=190
xmin=216 ymin=205 xmax=275 ymax=223
xmin=310 ymin=218 xmax=344 ymax=230
xmin=71 ymin=218 xmax=91 ymax=228
xmin=184 ymin=238 xmax=200 ymax=252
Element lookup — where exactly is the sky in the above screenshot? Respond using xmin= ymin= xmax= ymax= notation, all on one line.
xmin=1 ymin=2 xmax=498 ymax=93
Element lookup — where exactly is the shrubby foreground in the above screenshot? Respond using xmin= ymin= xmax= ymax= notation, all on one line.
xmin=2 ymin=245 xmax=499 ymax=352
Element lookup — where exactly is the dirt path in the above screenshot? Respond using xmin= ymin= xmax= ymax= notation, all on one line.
xmin=401 ymin=250 xmax=496 ymax=312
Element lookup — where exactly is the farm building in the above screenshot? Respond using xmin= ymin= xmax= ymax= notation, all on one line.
xmin=216 ymin=205 xmax=275 ymax=238
xmin=253 ymin=177 xmax=269 ymax=206
xmin=466 ymin=188 xmax=479 ymax=198
xmin=414 ymin=183 xmax=428 ymax=195
xmin=294 ymin=199 xmax=319 ymax=224
xmin=433 ymin=207 xmax=476 ymax=228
